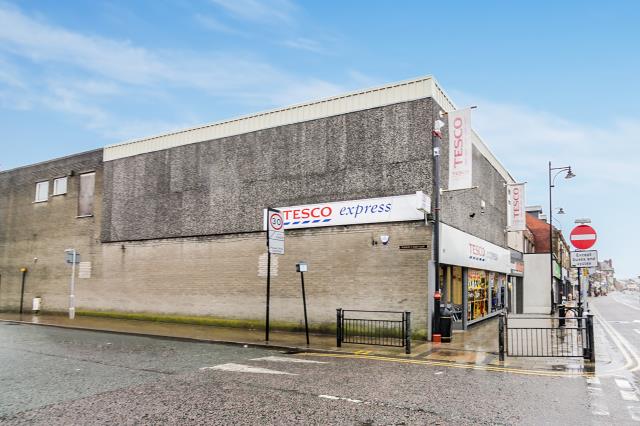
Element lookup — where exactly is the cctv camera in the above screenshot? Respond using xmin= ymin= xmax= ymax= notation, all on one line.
xmin=380 ymin=235 xmax=390 ymax=245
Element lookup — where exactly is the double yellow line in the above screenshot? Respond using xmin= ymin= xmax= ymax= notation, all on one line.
xmin=297 ymin=352 xmax=593 ymax=378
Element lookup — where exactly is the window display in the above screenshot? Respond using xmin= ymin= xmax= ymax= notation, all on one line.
xmin=467 ymin=269 xmax=488 ymax=321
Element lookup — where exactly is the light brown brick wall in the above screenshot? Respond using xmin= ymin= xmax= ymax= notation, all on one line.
xmin=81 ymin=221 xmax=431 ymax=330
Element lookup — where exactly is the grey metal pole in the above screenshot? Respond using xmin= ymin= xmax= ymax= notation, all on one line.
xmin=300 ymin=271 xmax=309 ymax=345
xmin=19 ymin=269 xmax=26 ymax=315
xmin=266 ymin=240 xmax=271 ymax=342
xmin=69 ymin=249 xmax=76 ymax=319
xmin=433 ymin=128 xmax=441 ymax=338
xmin=499 ymin=312 xmax=505 ymax=361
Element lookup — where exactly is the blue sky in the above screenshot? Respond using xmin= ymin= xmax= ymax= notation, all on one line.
xmin=0 ymin=1 xmax=638 ymax=278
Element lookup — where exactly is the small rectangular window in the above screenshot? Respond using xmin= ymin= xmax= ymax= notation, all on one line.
xmin=53 ymin=177 xmax=68 ymax=195
xmin=35 ymin=181 xmax=49 ymax=202
xmin=78 ymin=172 xmax=95 ymax=217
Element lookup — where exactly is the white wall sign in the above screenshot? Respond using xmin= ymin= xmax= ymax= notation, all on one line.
xmin=507 ymin=183 xmax=526 ymax=231
xmin=267 ymin=210 xmax=285 ymax=255
xmin=440 ymin=223 xmax=511 ymax=273
xmin=448 ymin=108 xmax=473 ymax=190
xmin=264 ymin=192 xmax=429 ymax=230
xmin=78 ymin=262 xmax=92 ymax=279
xmin=570 ymin=250 xmax=598 ymax=268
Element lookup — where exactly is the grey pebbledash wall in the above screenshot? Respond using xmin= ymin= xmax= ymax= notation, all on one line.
xmin=102 ymin=97 xmax=509 ymax=248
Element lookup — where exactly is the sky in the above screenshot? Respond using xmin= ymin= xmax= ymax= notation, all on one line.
xmin=0 ymin=0 xmax=638 ymax=278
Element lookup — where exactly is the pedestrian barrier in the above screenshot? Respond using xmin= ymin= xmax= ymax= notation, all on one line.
xmin=336 ymin=308 xmax=411 ymax=354
xmin=498 ymin=312 xmax=595 ymax=361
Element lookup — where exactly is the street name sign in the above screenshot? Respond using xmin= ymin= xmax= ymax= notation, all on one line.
xmin=570 ymin=250 xmax=598 ymax=268
xmin=570 ymin=224 xmax=597 ymax=250
xmin=267 ymin=210 xmax=285 ymax=255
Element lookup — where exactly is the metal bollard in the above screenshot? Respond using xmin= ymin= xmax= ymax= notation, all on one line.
xmin=336 ymin=308 xmax=342 ymax=348
xmin=498 ymin=313 xmax=505 ymax=361
xmin=405 ymin=311 xmax=412 ymax=355
xmin=586 ymin=313 xmax=595 ymax=362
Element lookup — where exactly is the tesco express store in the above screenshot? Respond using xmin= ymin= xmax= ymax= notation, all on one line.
xmin=438 ymin=224 xmax=511 ymax=330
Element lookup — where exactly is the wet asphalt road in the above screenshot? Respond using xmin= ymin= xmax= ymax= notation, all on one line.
xmin=584 ymin=293 xmax=640 ymax=423
xmin=0 ymin=322 xmax=599 ymax=425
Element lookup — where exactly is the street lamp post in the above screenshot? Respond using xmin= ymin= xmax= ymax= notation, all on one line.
xmin=432 ymin=115 xmax=446 ymax=340
xmin=548 ymin=162 xmax=575 ymax=314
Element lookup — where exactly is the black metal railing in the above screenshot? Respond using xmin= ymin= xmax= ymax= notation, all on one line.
xmin=336 ymin=309 xmax=411 ymax=354
xmin=499 ymin=312 xmax=595 ymax=361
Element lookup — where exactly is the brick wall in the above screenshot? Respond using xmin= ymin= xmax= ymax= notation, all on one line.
xmin=0 ymin=150 xmax=103 ymax=312
xmin=83 ymin=221 xmax=431 ymax=331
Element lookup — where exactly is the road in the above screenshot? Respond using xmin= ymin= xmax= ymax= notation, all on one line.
xmin=585 ymin=291 xmax=640 ymax=422
xmin=1 ymin=297 xmax=640 ymax=425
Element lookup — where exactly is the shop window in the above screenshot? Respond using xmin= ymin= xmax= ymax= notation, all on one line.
xmin=53 ymin=177 xmax=67 ymax=196
xmin=467 ymin=269 xmax=488 ymax=321
xmin=34 ymin=181 xmax=48 ymax=202
xmin=452 ymin=266 xmax=463 ymax=306
xmin=77 ymin=172 xmax=95 ymax=217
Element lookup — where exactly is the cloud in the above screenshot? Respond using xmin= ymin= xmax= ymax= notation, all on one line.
xmin=194 ymin=13 xmax=246 ymax=36
xmin=210 ymin=0 xmax=296 ymax=25
xmin=465 ymin=97 xmax=640 ymax=188
xmin=280 ymin=37 xmax=325 ymax=53
xmin=0 ymin=3 xmax=354 ymax=141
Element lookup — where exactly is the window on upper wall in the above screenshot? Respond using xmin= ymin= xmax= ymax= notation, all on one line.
xmin=34 ymin=181 xmax=49 ymax=202
xmin=77 ymin=172 xmax=95 ymax=217
xmin=53 ymin=177 xmax=68 ymax=196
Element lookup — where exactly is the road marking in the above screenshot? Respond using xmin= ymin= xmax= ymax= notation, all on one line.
xmin=634 ymin=329 xmax=640 ymax=335
xmin=621 ymin=390 xmax=640 ymax=401
xmin=354 ymin=350 xmax=372 ymax=355
xmin=628 ymin=406 xmax=640 ymax=421
xmin=590 ymin=305 xmax=640 ymax=374
xmin=611 ymin=321 xmax=631 ymax=324
xmin=612 ymin=294 xmax=640 ymax=312
xmin=591 ymin=401 xmax=609 ymax=416
xmin=586 ymin=376 xmax=601 ymax=385
xmin=319 ymin=395 xmax=363 ymax=404
xmin=200 ymin=363 xmax=296 ymax=375
xmin=296 ymin=353 xmax=593 ymax=378
xmin=616 ymin=378 xmax=634 ymax=390
xmin=250 ymin=356 xmax=327 ymax=364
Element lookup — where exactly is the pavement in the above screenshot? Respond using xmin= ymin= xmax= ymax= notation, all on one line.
xmin=3 ymin=293 xmax=640 ymax=424
xmin=0 ymin=309 xmax=593 ymax=376
xmin=0 ymin=321 xmax=594 ymax=425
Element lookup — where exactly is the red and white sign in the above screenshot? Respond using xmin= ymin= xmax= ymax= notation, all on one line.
xmin=570 ymin=225 xmax=597 ymax=250
xmin=507 ymin=183 xmax=526 ymax=231
xmin=448 ymin=108 xmax=473 ymax=190
xmin=267 ymin=210 xmax=285 ymax=255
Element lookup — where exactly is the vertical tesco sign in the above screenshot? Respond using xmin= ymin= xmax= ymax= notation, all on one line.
xmin=447 ymin=108 xmax=473 ymax=190
xmin=507 ymin=183 xmax=526 ymax=231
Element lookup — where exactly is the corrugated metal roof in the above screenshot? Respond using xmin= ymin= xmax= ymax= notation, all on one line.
xmin=102 ymin=74 xmax=514 ymax=183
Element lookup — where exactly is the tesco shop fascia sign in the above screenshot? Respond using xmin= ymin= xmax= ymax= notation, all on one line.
xmin=264 ymin=192 xmax=430 ymax=230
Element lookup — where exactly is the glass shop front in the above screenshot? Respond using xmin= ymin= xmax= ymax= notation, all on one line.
xmin=439 ymin=224 xmax=511 ymax=330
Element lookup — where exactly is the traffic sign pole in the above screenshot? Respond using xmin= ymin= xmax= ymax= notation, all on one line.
xmin=265 ymin=207 xmax=284 ymax=342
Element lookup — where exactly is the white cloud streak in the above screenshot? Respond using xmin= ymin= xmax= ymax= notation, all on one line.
xmin=0 ymin=3 xmax=350 ymax=141
xmin=210 ymin=0 xmax=296 ymax=25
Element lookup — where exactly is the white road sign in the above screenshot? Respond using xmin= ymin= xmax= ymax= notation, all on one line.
xmin=570 ymin=250 xmax=598 ymax=268
xmin=268 ymin=210 xmax=285 ymax=255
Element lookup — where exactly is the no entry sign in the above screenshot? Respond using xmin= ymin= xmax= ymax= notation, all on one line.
xmin=570 ymin=224 xmax=597 ymax=250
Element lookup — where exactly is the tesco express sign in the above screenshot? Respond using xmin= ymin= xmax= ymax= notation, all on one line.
xmin=264 ymin=192 xmax=430 ymax=230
